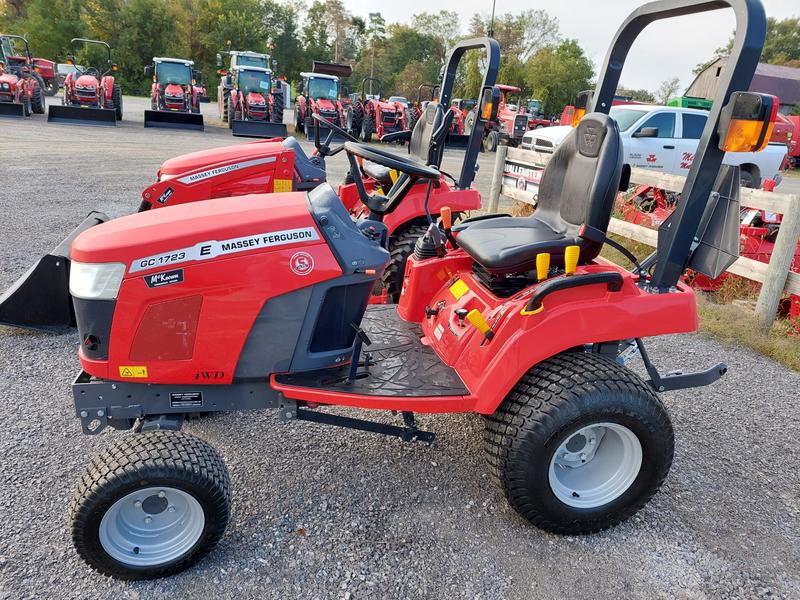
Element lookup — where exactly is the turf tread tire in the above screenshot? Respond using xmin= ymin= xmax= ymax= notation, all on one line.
xmin=484 ymin=351 xmax=673 ymax=535
xmin=381 ymin=223 xmax=429 ymax=303
xmin=70 ymin=430 xmax=231 ymax=580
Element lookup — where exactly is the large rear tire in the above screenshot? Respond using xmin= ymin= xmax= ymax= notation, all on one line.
xmin=228 ymin=96 xmax=235 ymax=129
xmin=112 ymin=84 xmax=123 ymax=120
xmin=70 ymin=430 xmax=231 ymax=580
xmin=270 ymin=90 xmax=284 ymax=124
xmin=484 ymin=351 xmax=674 ymax=535
xmin=381 ymin=223 xmax=429 ymax=302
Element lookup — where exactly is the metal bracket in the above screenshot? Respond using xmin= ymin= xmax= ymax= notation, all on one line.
xmin=292 ymin=406 xmax=435 ymax=443
xmin=635 ymin=338 xmax=728 ymax=392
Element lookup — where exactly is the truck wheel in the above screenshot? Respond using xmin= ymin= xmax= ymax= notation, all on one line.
xmin=381 ymin=223 xmax=429 ymax=302
xmin=270 ymin=90 xmax=284 ymax=124
xmin=112 ymin=84 xmax=123 ymax=120
xmin=70 ymin=430 xmax=231 ymax=580
xmin=740 ymin=169 xmax=755 ymax=189
xmin=45 ymin=78 xmax=58 ymax=96
xmin=485 ymin=351 xmax=674 ymax=535
xmin=483 ymin=130 xmax=499 ymax=152
xmin=361 ymin=116 xmax=375 ymax=143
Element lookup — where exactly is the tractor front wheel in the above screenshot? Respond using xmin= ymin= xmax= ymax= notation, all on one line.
xmin=31 ymin=82 xmax=45 ymax=114
xmin=112 ymin=84 xmax=123 ymax=120
xmin=270 ymin=90 xmax=284 ymax=124
xmin=70 ymin=430 xmax=231 ymax=580
xmin=483 ymin=130 xmax=499 ymax=152
xmin=361 ymin=115 xmax=375 ymax=143
xmin=228 ymin=96 xmax=235 ymax=129
xmin=381 ymin=223 xmax=430 ymax=302
xmin=485 ymin=351 xmax=674 ymax=535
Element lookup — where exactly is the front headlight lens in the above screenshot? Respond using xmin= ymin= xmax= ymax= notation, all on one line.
xmin=69 ymin=261 xmax=126 ymax=300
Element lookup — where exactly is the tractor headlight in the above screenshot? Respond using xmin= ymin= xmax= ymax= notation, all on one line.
xmin=69 ymin=261 xmax=126 ymax=300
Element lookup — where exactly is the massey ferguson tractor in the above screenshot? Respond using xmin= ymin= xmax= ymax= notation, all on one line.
xmin=349 ymin=77 xmax=408 ymax=142
xmin=466 ymin=84 xmax=528 ymax=151
xmin=48 ymin=38 xmax=122 ymax=126
xmin=55 ymin=0 xmax=778 ymax=578
xmin=295 ymin=61 xmax=352 ymax=140
xmin=225 ymin=64 xmax=286 ymax=138
xmin=0 ymin=34 xmax=45 ymax=118
xmin=216 ymin=49 xmax=275 ymax=123
xmin=143 ymin=57 xmax=204 ymax=131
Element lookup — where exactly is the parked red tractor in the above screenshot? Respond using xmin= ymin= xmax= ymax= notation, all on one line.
xmin=143 ymin=57 xmax=204 ymax=131
xmin=295 ymin=61 xmax=352 ymax=140
xmin=48 ymin=38 xmax=121 ymax=126
xmin=225 ymin=65 xmax=286 ymax=138
xmin=59 ymin=1 xmax=777 ymax=578
xmin=349 ymin=77 xmax=408 ymax=142
xmin=466 ymin=84 xmax=528 ymax=151
xmin=0 ymin=34 xmax=46 ymax=118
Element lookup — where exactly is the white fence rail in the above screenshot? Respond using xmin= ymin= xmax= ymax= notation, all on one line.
xmin=488 ymin=146 xmax=800 ymax=327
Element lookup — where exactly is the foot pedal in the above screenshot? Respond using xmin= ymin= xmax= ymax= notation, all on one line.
xmin=348 ymin=324 xmax=373 ymax=382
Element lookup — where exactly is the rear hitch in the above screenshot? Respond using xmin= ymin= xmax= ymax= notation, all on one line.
xmin=633 ymin=338 xmax=727 ymax=392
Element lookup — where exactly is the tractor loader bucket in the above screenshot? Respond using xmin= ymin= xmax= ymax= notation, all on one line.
xmin=0 ymin=102 xmax=26 ymax=118
xmin=232 ymin=120 xmax=287 ymax=139
xmin=144 ymin=110 xmax=204 ymax=131
xmin=0 ymin=211 xmax=108 ymax=330
xmin=47 ymin=105 xmax=116 ymax=126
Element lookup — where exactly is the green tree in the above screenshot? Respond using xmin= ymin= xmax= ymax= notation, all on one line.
xmin=655 ymin=77 xmax=681 ymax=104
xmin=696 ymin=16 xmax=800 ymax=72
xmin=12 ymin=0 xmax=85 ymax=60
xmin=617 ymin=87 xmax=656 ymax=103
xmin=525 ymin=39 xmax=593 ymax=116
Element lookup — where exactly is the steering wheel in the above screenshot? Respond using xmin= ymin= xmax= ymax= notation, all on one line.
xmin=344 ymin=141 xmax=440 ymax=217
xmin=84 ymin=67 xmax=99 ymax=78
xmin=311 ymin=113 xmax=358 ymax=157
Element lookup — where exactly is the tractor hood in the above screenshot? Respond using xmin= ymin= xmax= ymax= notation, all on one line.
xmin=164 ymin=83 xmax=185 ymax=96
xmin=158 ymin=139 xmax=286 ymax=178
xmin=75 ymin=74 xmax=98 ymax=88
xmin=246 ymin=91 xmax=265 ymax=104
xmin=71 ymin=193 xmax=323 ymax=274
xmin=0 ymin=72 xmax=19 ymax=85
xmin=315 ymin=98 xmax=336 ymax=111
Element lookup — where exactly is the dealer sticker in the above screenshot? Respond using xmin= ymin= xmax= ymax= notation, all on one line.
xmin=144 ymin=268 xmax=183 ymax=288
xmin=169 ymin=391 xmax=203 ymax=408
xmin=130 ymin=227 xmax=319 ymax=273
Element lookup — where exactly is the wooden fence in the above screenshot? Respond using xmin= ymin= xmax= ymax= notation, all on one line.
xmin=488 ymin=145 xmax=800 ymax=327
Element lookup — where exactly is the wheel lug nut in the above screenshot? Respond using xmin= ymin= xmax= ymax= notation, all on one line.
xmin=168 ymin=506 xmax=175 ymax=513
xmin=134 ymin=500 xmax=142 ymax=508
xmin=158 ymin=491 xmax=166 ymax=498
xmin=580 ymin=453 xmax=587 ymax=461
xmin=144 ymin=516 xmax=152 ymax=524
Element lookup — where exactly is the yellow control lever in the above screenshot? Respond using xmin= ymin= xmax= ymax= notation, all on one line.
xmin=440 ymin=206 xmax=452 ymax=230
xmin=564 ymin=245 xmax=580 ymax=275
xmin=536 ymin=253 xmax=550 ymax=282
xmin=466 ymin=309 xmax=494 ymax=340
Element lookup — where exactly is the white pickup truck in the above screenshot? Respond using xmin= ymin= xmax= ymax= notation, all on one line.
xmin=521 ymin=104 xmax=787 ymax=188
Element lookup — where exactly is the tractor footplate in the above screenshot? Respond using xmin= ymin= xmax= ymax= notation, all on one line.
xmin=274 ymin=306 xmax=467 ymax=397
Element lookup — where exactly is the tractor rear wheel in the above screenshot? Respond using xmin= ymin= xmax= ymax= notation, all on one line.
xmin=361 ymin=115 xmax=375 ymax=143
xmin=31 ymin=83 xmax=45 ymax=114
xmin=44 ymin=78 xmax=58 ymax=96
xmin=406 ymin=108 xmax=418 ymax=132
xmin=381 ymin=223 xmax=429 ymax=302
xmin=228 ymin=96 xmax=235 ymax=129
xmin=270 ymin=90 xmax=284 ymax=124
xmin=112 ymin=84 xmax=123 ymax=120
xmin=70 ymin=430 xmax=231 ymax=580
xmin=484 ymin=351 xmax=674 ymax=535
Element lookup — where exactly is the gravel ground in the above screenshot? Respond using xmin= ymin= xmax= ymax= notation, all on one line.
xmin=0 ymin=95 xmax=798 ymax=600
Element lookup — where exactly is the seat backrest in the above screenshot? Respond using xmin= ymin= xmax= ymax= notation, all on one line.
xmin=534 ymin=113 xmax=623 ymax=261
xmin=409 ymin=102 xmax=453 ymax=168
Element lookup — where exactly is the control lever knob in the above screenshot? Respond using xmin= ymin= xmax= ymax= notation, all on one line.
xmin=454 ymin=308 xmax=468 ymax=326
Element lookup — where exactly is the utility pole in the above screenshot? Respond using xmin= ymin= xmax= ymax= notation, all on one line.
xmin=488 ymin=0 xmax=497 ymax=37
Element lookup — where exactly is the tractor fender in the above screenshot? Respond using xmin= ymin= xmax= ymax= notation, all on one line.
xmin=383 ymin=187 xmax=481 ymax=237
xmin=102 ymin=75 xmax=115 ymax=100
xmin=296 ymin=95 xmax=307 ymax=119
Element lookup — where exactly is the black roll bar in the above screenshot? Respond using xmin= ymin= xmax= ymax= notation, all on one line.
xmin=438 ymin=37 xmax=500 ymax=190
xmin=591 ymin=0 xmax=766 ymax=289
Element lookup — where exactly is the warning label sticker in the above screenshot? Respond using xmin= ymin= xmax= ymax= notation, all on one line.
xmin=119 ymin=366 xmax=148 ymax=378
xmin=130 ymin=227 xmax=319 ymax=273
xmin=170 ymin=391 xmax=203 ymax=408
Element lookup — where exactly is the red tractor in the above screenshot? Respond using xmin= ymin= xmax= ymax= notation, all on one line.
xmin=225 ymin=64 xmax=286 ymax=138
xmin=59 ymin=3 xmax=777 ymax=578
xmin=0 ymin=34 xmax=46 ymax=118
xmin=525 ymin=98 xmax=555 ymax=129
xmin=48 ymin=38 xmax=121 ymax=126
xmin=466 ymin=84 xmax=529 ymax=151
xmin=143 ymin=57 xmax=204 ymax=131
xmin=295 ymin=61 xmax=352 ymax=140
xmin=348 ymin=77 xmax=408 ymax=142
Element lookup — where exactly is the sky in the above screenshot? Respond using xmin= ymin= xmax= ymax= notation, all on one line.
xmin=344 ymin=0 xmax=798 ymax=92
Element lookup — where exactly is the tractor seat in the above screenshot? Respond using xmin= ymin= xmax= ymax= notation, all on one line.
xmin=362 ymin=103 xmax=452 ymax=185
xmin=457 ymin=113 xmax=624 ymax=273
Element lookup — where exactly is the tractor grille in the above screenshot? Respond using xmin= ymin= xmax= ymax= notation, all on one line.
xmin=319 ymin=109 xmax=338 ymax=119
xmin=513 ymin=115 xmax=527 ymax=139
xmin=75 ymin=85 xmax=96 ymax=95
xmin=381 ymin=109 xmax=397 ymax=125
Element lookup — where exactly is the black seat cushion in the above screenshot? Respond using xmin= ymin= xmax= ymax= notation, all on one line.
xmin=457 ymin=113 xmax=623 ymax=273
xmin=362 ymin=161 xmax=393 ymax=184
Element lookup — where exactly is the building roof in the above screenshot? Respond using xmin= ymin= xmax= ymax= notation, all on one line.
xmin=687 ymin=57 xmax=800 ymax=106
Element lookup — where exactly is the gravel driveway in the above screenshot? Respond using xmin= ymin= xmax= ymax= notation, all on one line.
xmin=0 ymin=96 xmax=798 ymax=599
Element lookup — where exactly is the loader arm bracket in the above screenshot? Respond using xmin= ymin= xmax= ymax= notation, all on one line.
xmin=634 ymin=338 xmax=727 ymax=392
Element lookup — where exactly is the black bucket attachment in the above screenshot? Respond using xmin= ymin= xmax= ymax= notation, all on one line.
xmin=144 ymin=109 xmax=204 ymax=131
xmin=47 ymin=104 xmax=117 ymax=126
xmin=445 ymin=133 xmax=470 ymax=148
xmin=0 ymin=211 xmax=108 ymax=331
xmin=198 ymin=94 xmax=210 ymax=103
xmin=0 ymin=102 xmax=26 ymax=118
xmin=232 ymin=119 xmax=287 ymax=138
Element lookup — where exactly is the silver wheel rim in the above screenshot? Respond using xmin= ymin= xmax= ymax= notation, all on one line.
xmin=548 ymin=422 xmax=642 ymax=509
xmin=99 ymin=486 xmax=205 ymax=567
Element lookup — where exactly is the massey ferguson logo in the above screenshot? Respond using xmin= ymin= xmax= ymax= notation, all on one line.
xmin=144 ymin=269 xmax=184 ymax=288
xmin=290 ymin=251 xmax=314 ymax=276
xmin=646 ymin=153 xmax=657 ymax=163
xmin=583 ymin=127 xmax=597 ymax=146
